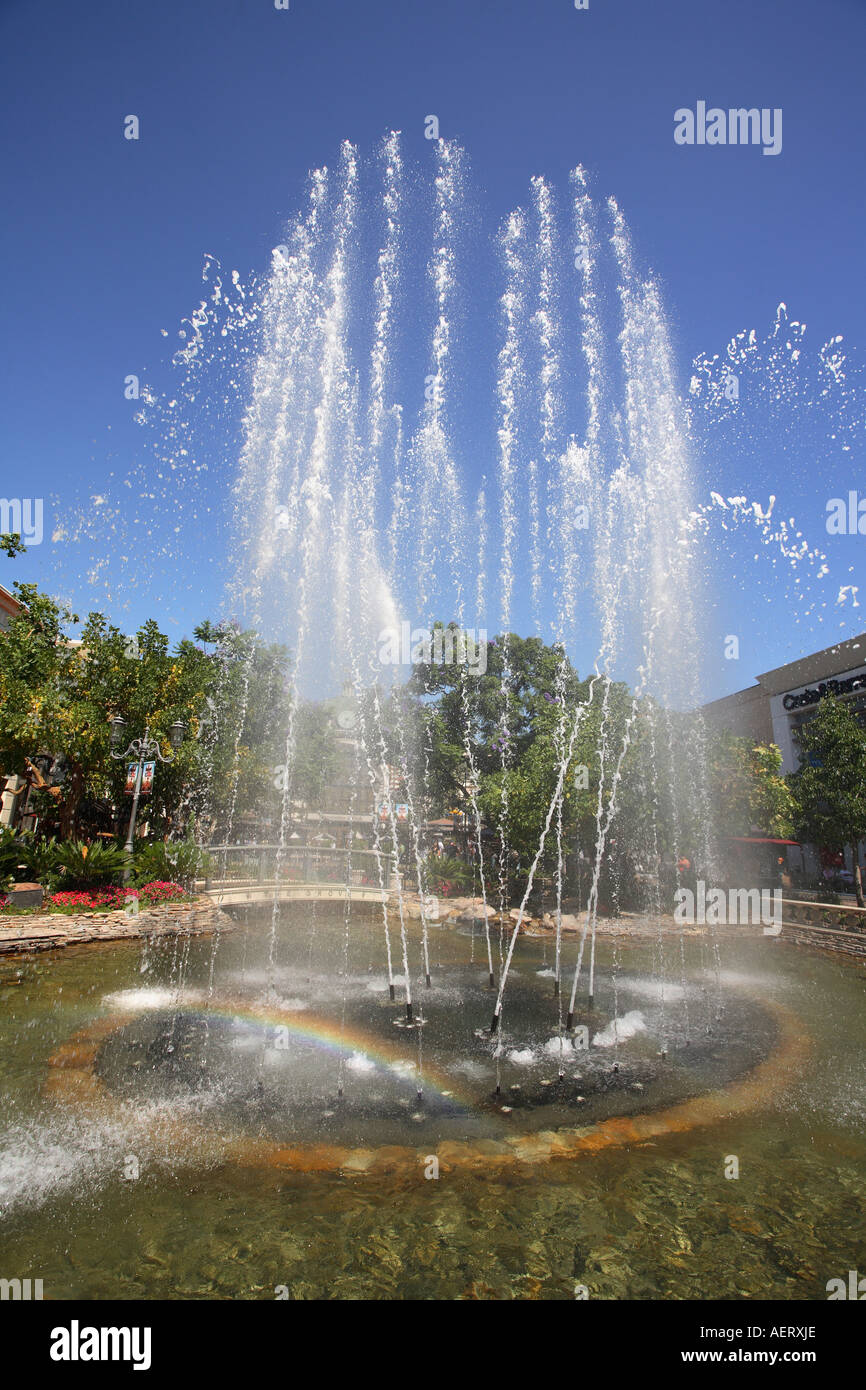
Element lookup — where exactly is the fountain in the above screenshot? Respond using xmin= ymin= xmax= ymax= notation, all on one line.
xmin=2 ymin=135 xmax=864 ymax=1302
xmin=27 ymin=138 xmax=770 ymax=1155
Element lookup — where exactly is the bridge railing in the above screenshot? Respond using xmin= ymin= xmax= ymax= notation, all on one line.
xmin=201 ymin=844 xmax=395 ymax=890
xmin=781 ymin=896 xmax=866 ymax=933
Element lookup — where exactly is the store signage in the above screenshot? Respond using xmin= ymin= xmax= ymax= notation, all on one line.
xmin=782 ymin=671 xmax=866 ymax=711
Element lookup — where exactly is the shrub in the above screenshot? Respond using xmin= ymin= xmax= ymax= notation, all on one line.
xmin=132 ymin=840 xmax=214 ymax=888
xmin=52 ymin=840 xmax=131 ymax=889
xmin=18 ymin=835 xmax=62 ymax=890
xmin=425 ymin=854 xmax=474 ymax=893
xmin=0 ymin=827 xmax=26 ymax=880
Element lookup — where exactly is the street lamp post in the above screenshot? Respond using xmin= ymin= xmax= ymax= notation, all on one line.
xmin=110 ymin=717 xmax=187 ymax=882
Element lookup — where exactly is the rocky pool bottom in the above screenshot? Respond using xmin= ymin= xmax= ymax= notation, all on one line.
xmin=0 ymin=905 xmax=863 ymax=1300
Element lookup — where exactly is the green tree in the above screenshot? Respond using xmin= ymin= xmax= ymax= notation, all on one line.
xmin=396 ymin=629 xmax=648 ymax=898
xmin=0 ymin=585 xmax=293 ymax=843
xmin=291 ymin=702 xmax=340 ymax=808
xmin=707 ymin=731 xmax=795 ymax=840
xmin=398 ymin=628 xmax=586 ymax=812
xmin=393 ymin=629 xmax=801 ymax=908
xmin=788 ymin=696 xmax=866 ymax=906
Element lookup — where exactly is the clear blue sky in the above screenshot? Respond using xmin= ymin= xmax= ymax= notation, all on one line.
xmin=1 ymin=0 xmax=864 ymax=696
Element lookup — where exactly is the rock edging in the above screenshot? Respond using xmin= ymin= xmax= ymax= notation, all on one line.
xmin=781 ymin=921 xmax=866 ymax=960
xmin=0 ymin=895 xmax=233 ymax=957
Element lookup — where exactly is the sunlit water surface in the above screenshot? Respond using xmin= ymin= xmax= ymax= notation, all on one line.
xmin=0 ymin=906 xmax=863 ymax=1300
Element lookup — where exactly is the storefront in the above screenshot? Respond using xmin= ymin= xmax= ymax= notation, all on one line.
xmin=703 ymin=632 xmax=866 ymax=774
xmin=703 ymin=631 xmax=866 ymax=887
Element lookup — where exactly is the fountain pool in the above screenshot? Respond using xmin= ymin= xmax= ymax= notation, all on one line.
xmin=0 ymin=907 xmax=864 ymax=1300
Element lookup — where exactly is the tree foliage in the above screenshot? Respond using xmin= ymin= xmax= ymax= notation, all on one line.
xmin=393 ymin=626 xmax=794 ymax=899
xmin=0 ymin=584 xmax=293 ymax=842
xmin=706 ymin=731 xmax=795 ymax=840
xmin=788 ymin=696 xmax=866 ymax=905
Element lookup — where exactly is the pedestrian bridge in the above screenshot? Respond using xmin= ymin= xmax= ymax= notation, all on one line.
xmin=203 ymin=881 xmax=392 ymax=907
xmin=198 ymin=844 xmax=399 ymax=908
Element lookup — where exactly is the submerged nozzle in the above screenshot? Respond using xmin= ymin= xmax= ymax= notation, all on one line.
xmin=406 ymin=1001 xmax=413 ymax=1022
xmin=490 ymin=1011 xmax=500 ymax=1034
xmin=389 ymin=983 xmax=395 ymax=1001
xmin=565 ymin=1010 xmax=574 ymax=1031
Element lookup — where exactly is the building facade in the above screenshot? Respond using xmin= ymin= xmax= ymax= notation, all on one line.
xmin=0 ymin=583 xmax=21 ymax=632
xmin=702 ymin=632 xmax=866 ymax=885
xmin=702 ymin=633 xmax=866 ymax=774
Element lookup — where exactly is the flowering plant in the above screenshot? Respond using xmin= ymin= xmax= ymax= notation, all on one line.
xmin=45 ymin=881 xmax=189 ymax=911
xmin=139 ymin=880 xmax=188 ymax=902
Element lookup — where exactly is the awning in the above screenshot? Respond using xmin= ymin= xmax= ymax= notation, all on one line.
xmin=725 ymin=836 xmax=801 ymax=846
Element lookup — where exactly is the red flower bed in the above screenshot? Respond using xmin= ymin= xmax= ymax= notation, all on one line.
xmin=50 ymin=889 xmax=131 ymax=909
xmin=46 ymin=881 xmax=189 ymax=911
xmin=139 ymin=880 xmax=189 ymax=902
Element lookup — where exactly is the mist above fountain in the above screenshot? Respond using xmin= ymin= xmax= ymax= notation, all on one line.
xmin=202 ymin=134 xmax=718 ymax=1054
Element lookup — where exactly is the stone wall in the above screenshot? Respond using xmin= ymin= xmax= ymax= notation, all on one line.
xmin=0 ymin=895 xmax=233 ymax=956
xmin=782 ymin=922 xmax=866 ymax=959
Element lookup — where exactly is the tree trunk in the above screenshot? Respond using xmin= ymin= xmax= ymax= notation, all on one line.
xmin=852 ymin=847 xmax=865 ymax=909
xmin=59 ymin=763 xmax=85 ymax=841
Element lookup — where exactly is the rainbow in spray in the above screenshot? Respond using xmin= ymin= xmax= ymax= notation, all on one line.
xmin=101 ymin=989 xmax=474 ymax=1107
